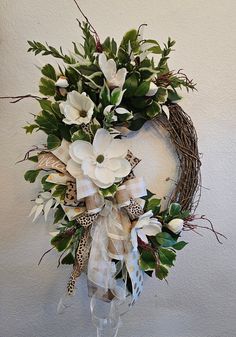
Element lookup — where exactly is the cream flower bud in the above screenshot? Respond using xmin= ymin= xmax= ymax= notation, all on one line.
xmin=146 ymin=82 xmax=158 ymax=97
xmin=166 ymin=218 xmax=184 ymax=234
xmin=55 ymin=76 xmax=69 ymax=88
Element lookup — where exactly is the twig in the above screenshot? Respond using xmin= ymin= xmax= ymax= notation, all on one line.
xmin=38 ymin=247 xmax=55 ymax=265
xmin=0 ymin=94 xmax=47 ymax=103
xmin=73 ymin=0 xmax=100 ymax=44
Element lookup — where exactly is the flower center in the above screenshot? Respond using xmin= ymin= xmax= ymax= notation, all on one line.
xmin=96 ymin=154 xmax=105 ymax=163
xmin=80 ymin=110 xmax=88 ymax=118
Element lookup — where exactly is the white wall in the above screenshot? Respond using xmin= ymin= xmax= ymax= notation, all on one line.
xmin=1 ymin=1 xmax=236 ymax=336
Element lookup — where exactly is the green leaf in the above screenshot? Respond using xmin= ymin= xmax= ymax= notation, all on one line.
xmin=53 ymin=205 xmax=65 ymax=224
xmin=146 ymin=198 xmax=161 ymax=215
xmin=71 ymin=129 xmax=91 ymax=142
xmin=23 ymin=124 xmax=38 ymax=134
xmin=41 ymin=175 xmax=55 ymax=192
xmin=140 ymin=250 xmax=156 ymax=271
xmin=41 ymin=64 xmax=57 ymax=81
xmin=156 ymin=232 xmax=177 ymax=247
xmin=39 ymin=99 xmax=53 ymax=113
xmin=24 ymin=169 xmax=40 ymax=183
xmin=168 ymin=203 xmax=181 ymax=217
xmin=52 ymin=185 xmax=67 ymax=200
xmin=155 ymin=264 xmax=169 ymax=280
xmin=28 ymin=155 xmax=38 ymax=163
xmin=47 ymin=134 xmax=61 ymax=150
xmin=39 ymin=77 xmax=56 ymax=96
xmin=100 ymin=184 xmax=118 ymax=197
xmin=146 ymin=101 xmax=161 ymax=118
xmin=167 ymin=89 xmax=182 ymax=102
xmin=123 ymin=72 xmax=140 ymax=97
xmin=135 ymin=81 xmax=150 ymax=96
xmin=139 ymin=67 xmax=157 ymax=81
xmin=99 ymin=82 xmax=110 ymax=106
xmin=35 ymin=110 xmax=58 ymax=132
xmin=51 ymin=233 xmax=72 ymax=252
xmin=128 ymin=117 xmax=146 ymax=131
xmin=156 ymin=87 xmax=168 ymax=104
xmin=172 ymin=241 xmax=188 ymax=250
xmin=158 ymin=247 xmax=176 ymax=267
xmin=110 ymin=88 xmax=123 ymax=105
xmin=61 ymin=252 xmax=74 ymax=265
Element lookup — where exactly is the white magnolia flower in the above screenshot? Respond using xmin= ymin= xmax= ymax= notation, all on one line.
xmin=131 ymin=211 xmax=162 ymax=251
xmin=146 ymin=82 xmax=158 ymax=97
xmin=29 ymin=192 xmax=58 ymax=222
xmin=69 ymin=128 xmax=131 ymax=188
xmin=98 ymin=53 xmax=127 ymax=88
xmin=104 ymin=105 xmax=133 ymax=122
xmin=55 ymin=76 xmax=69 ymax=88
xmin=60 ymin=91 xmax=94 ymax=125
xmin=166 ymin=218 xmax=184 ymax=234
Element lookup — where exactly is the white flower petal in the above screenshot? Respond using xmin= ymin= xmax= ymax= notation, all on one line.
xmin=81 ymin=160 xmax=96 ymax=180
xmin=103 ymin=158 xmax=121 ymax=171
xmin=29 ymin=205 xmax=38 ymax=217
xmin=142 ymin=222 xmax=162 ymax=236
xmin=137 ymin=228 xmax=149 ymax=244
xmin=44 ymin=198 xmax=54 ymax=221
xmin=113 ymin=159 xmax=131 ymax=178
xmin=69 ymin=141 xmax=94 ymax=164
xmin=41 ymin=192 xmax=52 ymax=200
xmin=67 ymin=91 xmax=83 ymax=110
xmin=111 ymin=68 xmax=127 ymax=88
xmin=94 ymin=166 xmax=115 ymax=185
xmin=33 ymin=204 xmax=44 ymax=222
xmin=93 ymin=128 xmax=112 ymax=155
xmin=55 ymin=77 xmax=69 ymax=88
xmin=146 ymin=82 xmax=158 ymax=97
xmin=105 ymin=139 xmax=128 ymax=158
xmin=115 ymin=107 xmax=130 ymax=115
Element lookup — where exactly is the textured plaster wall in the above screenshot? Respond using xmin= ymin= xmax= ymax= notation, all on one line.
xmin=0 ymin=1 xmax=236 ymax=337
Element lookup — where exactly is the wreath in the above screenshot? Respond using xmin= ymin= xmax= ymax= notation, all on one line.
xmin=1 ymin=5 xmax=225 ymax=323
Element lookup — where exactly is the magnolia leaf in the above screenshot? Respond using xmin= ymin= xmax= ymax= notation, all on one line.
xmin=146 ymin=198 xmax=161 ymax=215
xmin=158 ymin=247 xmax=176 ymax=267
xmin=146 ymin=101 xmax=161 ymax=118
xmin=140 ymin=250 xmax=156 ymax=271
xmin=156 ymin=232 xmax=177 ymax=247
xmin=155 ymin=264 xmax=169 ymax=280
xmin=61 ymin=252 xmax=75 ymax=265
xmin=100 ymin=184 xmax=118 ymax=197
xmin=124 ymin=72 xmax=140 ymax=97
xmin=51 ymin=234 xmax=73 ymax=252
xmin=47 ymin=134 xmax=61 ymax=150
xmin=167 ymin=89 xmax=182 ymax=102
xmin=156 ymin=87 xmax=168 ymax=104
xmin=168 ymin=203 xmax=181 ymax=217
xmin=172 ymin=241 xmax=188 ymax=250
xmin=135 ymin=81 xmax=150 ymax=97
xmin=53 ymin=206 xmax=65 ymax=224
xmin=52 ymin=185 xmax=67 ymax=200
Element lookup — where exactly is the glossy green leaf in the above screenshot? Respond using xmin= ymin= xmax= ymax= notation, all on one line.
xmin=155 ymin=264 xmax=169 ymax=280
xmin=172 ymin=241 xmax=188 ymax=250
xmin=158 ymin=247 xmax=176 ymax=267
xmin=156 ymin=232 xmax=177 ymax=247
xmin=168 ymin=203 xmax=181 ymax=217
xmin=135 ymin=81 xmax=150 ymax=96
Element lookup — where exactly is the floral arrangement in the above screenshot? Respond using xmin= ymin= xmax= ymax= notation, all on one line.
xmin=1 ymin=8 xmax=225 ymax=323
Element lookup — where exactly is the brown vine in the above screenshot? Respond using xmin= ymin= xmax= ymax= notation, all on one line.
xmin=155 ymin=103 xmax=202 ymax=211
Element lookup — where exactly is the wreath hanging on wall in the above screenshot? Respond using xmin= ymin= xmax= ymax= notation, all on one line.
xmin=1 ymin=3 xmax=225 ymax=323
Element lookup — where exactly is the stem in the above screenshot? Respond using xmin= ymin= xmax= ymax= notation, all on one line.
xmin=0 ymin=94 xmax=47 ymax=103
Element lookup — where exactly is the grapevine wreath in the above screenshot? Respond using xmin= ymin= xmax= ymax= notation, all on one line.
xmin=1 ymin=7 xmax=225 ymax=321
